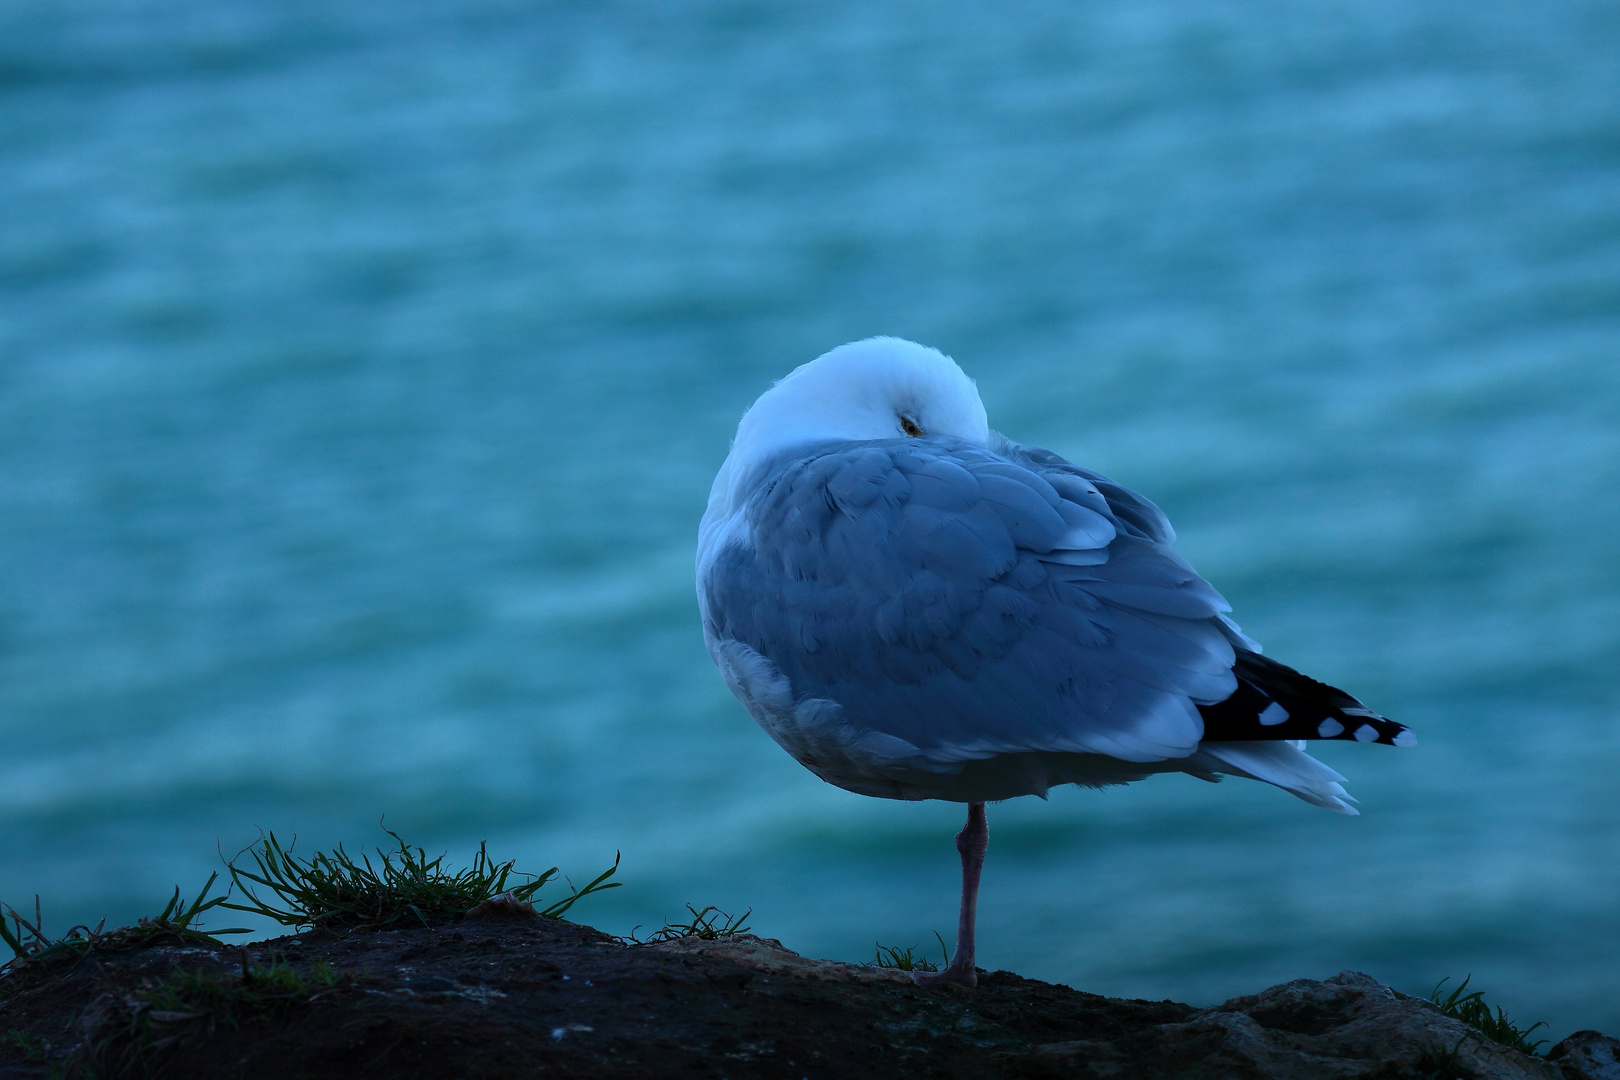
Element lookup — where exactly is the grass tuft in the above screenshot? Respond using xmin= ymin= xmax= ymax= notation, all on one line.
xmin=870 ymin=931 xmax=948 ymax=972
xmin=78 ymin=951 xmax=358 ymax=1075
xmin=1 ymin=874 xmax=250 ymax=974
xmin=3 ymin=1029 xmax=50 ymax=1061
xmin=620 ymin=904 xmax=752 ymax=944
xmin=3 ymin=1029 xmax=81 ymax=1080
xmin=1428 ymin=976 xmax=1548 ymax=1056
xmin=137 ymin=953 xmax=350 ymax=1028
xmin=221 ymin=826 xmax=619 ymax=931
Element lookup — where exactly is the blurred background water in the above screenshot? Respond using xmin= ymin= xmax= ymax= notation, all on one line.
xmin=2 ymin=0 xmax=1618 ymax=1039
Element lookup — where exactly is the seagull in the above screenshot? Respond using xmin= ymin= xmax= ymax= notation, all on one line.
xmin=696 ymin=337 xmax=1412 ymax=989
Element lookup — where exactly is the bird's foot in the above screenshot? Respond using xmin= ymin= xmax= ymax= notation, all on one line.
xmin=913 ymin=965 xmax=977 ymax=990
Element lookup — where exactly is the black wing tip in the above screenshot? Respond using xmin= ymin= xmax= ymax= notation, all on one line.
xmin=1200 ymin=704 xmax=1415 ymax=747
xmin=1317 ymin=713 xmax=1416 ymax=747
xmin=1199 ymin=654 xmax=1414 ymax=747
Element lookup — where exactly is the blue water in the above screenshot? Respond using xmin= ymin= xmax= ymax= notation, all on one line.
xmin=3 ymin=0 xmax=1618 ymax=1039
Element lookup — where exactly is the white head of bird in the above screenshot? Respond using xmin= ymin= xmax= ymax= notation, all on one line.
xmin=703 ymin=338 xmax=991 ymax=541
xmin=731 ymin=337 xmax=990 ymax=465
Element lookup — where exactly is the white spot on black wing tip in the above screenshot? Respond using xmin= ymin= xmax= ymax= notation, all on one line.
xmin=1257 ymin=702 xmax=1289 ymax=726
xmin=1353 ymin=724 xmax=1379 ymax=742
xmin=1393 ymin=729 xmax=1417 ymax=747
xmin=1317 ymin=718 xmax=1344 ymax=737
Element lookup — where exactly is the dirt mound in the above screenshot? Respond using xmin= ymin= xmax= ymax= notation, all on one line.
xmin=0 ymin=915 xmax=1602 ymax=1079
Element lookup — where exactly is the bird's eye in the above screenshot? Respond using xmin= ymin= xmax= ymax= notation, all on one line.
xmin=899 ymin=416 xmax=924 ymax=437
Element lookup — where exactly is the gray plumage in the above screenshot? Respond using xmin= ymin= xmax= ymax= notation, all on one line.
xmin=698 ymin=338 xmax=1405 ymax=814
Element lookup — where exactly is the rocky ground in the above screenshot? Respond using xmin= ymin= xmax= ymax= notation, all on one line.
xmin=1 ymin=907 xmax=1615 ymax=1079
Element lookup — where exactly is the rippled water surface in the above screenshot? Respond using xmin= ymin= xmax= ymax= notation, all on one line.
xmin=2 ymin=0 xmax=1618 ymax=1037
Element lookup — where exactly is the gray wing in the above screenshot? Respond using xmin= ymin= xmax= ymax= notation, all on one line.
xmin=702 ymin=436 xmax=1242 ymax=764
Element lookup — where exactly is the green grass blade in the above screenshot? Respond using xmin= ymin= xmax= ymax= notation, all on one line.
xmin=538 ymin=851 xmax=622 ymax=919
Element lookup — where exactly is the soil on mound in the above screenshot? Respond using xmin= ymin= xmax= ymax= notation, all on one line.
xmin=0 ymin=911 xmax=1599 ymax=1079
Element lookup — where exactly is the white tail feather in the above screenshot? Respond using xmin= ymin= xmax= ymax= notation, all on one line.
xmin=1192 ymin=741 xmax=1359 ymax=815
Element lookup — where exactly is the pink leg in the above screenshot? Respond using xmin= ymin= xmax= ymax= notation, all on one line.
xmin=915 ymin=802 xmax=987 ymax=990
